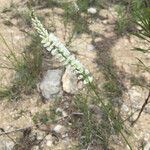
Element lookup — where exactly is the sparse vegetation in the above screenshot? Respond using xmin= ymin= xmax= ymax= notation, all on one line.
xmin=115 ymin=4 xmax=129 ymax=35
xmin=0 ymin=33 xmax=43 ymax=100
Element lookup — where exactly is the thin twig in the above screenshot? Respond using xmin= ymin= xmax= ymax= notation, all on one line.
xmin=0 ymin=126 xmax=34 ymax=136
xmin=131 ymin=90 xmax=150 ymax=125
xmin=0 ymin=112 xmax=83 ymax=136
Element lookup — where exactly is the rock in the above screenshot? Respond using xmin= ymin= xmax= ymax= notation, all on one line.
xmin=87 ymin=44 xmax=95 ymax=51
xmin=46 ymin=140 xmax=53 ymax=147
xmin=62 ymin=136 xmax=70 ymax=145
xmin=62 ymin=67 xmax=78 ymax=94
xmin=128 ymin=86 xmax=149 ymax=109
xmin=0 ymin=141 xmax=14 ymax=150
xmin=62 ymin=133 xmax=69 ymax=138
xmin=102 ymin=20 xmax=108 ymax=25
xmin=121 ymin=104 xmax=129 ymax=112
xmin=144 ymin=143 xmax=150 ymax=150
xmin=53 ymin=125 xmax=66 ymax=134
xmin=37 ymin=132 xmax=45 ymax=140
xmin=39 ymin=69 xmax=63 ymax=99
xmin=45 ymin=135 xmax=52 ymax=140
xmin=87 ymin=7 xmax=97 ymax=14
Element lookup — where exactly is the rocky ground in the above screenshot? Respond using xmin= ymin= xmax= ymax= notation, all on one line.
xmin=0 ymin=0 xmax=150 ymax=150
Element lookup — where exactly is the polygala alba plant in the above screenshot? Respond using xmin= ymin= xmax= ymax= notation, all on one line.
xmin=31 ymin=11 xmax=93 ymax=84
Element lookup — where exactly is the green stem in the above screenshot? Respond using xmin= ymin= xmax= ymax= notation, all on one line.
xmin=120 ymin=131 xmax=133 ymax=150
xmin=88 ymin=82 xmax=133 ymax=150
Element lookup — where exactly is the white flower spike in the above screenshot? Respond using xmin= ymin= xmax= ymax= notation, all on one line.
xmin=31 ymin=12 xmax=93 ymax=84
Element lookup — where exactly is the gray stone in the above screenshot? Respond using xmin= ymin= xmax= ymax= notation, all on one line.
xmin=39 ymin=69 xmax=63 ymax=99
xmin=0 ymin=141 xmax=14 ymax=150
xmin=62 ymin=67 xmax=78 ymax=94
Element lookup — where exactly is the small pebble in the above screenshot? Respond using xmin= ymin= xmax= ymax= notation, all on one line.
xmin=53 ymin=124 xmax=66 ymax=134
xmin=46 ymin=140 xmax=53 ymax=147
xmin=87 ymin=44 xmax=95 ymax=51
xmin=45 ymin=135 xmax=52 ymax=140
xmin=87 ymin=7 xmax=97 ymax=14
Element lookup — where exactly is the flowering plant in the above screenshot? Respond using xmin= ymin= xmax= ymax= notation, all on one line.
xmin=31 ymin=12 xmax=93 ymax=84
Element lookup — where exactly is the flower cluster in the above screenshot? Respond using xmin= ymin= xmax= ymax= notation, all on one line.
xmin=31 ymin=13 xmax=93 ymax=84
xmin=73 ymin=1 xmax=79 ymax=12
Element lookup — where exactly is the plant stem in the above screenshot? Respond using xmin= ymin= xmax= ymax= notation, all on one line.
xmin=88 ymin=82 xmax=133 ymax=150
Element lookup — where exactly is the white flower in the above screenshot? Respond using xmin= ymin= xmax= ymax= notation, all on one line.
xmin=51 ymin=48 xmax=58 ymax=55
xmin=78 ymin=75 xmax=83 ymax=80
xmin=84 ymin=69 xmax=90 ymax=75
xmin=73 ymin=2 xmax=79 ymax=12
xmin=46 ymin=43 xmax=55 ymax=52
xmin=55 ymin=53 xmax=62 ymax=59
xmin=43 ymin=41 xmax=51 ymax=47
xmin=83 ymin=76 xmax=93 ymax=84
xmin=88 ymin=76 xmax=93 ymax=83
xmin=87 ymin=7 xmax=97 ymax=14
xmin=41 ymin=36 xmax=49 ymax=44
xmin=31 ymin=13 xmax=93 ymax=84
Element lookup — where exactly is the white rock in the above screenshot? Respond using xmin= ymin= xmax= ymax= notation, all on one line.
xmin=102 ymin=20 xmax=108 ymax=25
xmin=46 ymin=140 xmax=53 ymax=147
xmin=45 ymin=135 xmax=52 ymax=140
xmin=62 ymin=67 xmax=78 ymax=94
xmin=87 ymin=7 xmax=97 ymax=14
xmin=144 ymin=143 xmax=150 ymax=150
xmin=53 ymin=125 xmax=66 ymax=134
xmin=37 ymin=132 xmax=45 ymax=140
xmin=39 ymin=69 xmax=63 ymax=99
xmin=62 ymin=133 xmax=69 ymax=138
xmin=37 ymin=136 xmax=43 ymax=140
